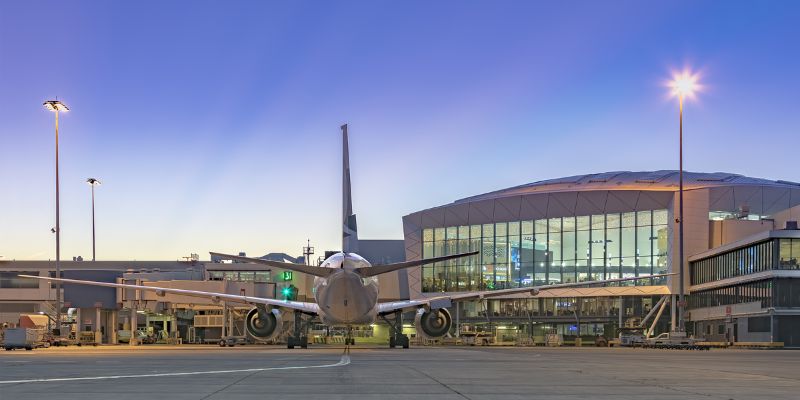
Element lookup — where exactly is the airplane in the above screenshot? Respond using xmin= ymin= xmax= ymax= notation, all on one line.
xmin=22 ymin=124 xmax=674 ymax=349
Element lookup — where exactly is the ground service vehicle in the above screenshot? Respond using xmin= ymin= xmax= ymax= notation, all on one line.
xmin=644 ymin=332 xmax=709 ymax=350
xmin=4 ymin=328 xmax=35 ymax=351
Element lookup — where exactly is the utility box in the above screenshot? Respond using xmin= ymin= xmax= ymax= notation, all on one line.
xmin=4 ymin=328 xmax=35 ymax=350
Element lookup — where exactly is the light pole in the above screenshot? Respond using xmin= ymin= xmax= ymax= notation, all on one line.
xmin=669 ymin=71 xmax=698 ymax=333
xmin=87 ymin=178 xmax=101 ymax=261
xmin=43 ymin=99 xmax=69 ymax=335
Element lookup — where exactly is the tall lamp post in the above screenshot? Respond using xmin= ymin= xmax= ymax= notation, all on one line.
xmin=669 ymin=72 xmax=699 ymax=332
xmin=87 ymin=178 xmax=101 ymax=261
xmin=43 ymin=100 xmax=69 ymax=335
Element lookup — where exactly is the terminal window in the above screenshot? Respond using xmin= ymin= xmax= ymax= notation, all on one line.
xmin=0 ymin=272 xmax=40 ymax=289
xmin=421 ymin=209 xmax=668 ymax=292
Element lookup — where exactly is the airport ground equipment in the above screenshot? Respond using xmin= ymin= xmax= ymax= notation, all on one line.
xmin=460 ymin=331 xmax=493 ymax=346
xmin=643 ymin=332 xmax=709 ymax=350
xmin=76 ymin=331 xmax=98 ymax=346
xmin=218 ymin=336 xmax=253 ymax=347
xmin=613 ymin=327 xmax=647 ymax=347
xmin=4 ymin=328 xmax=36 ymax=350
xmin=546 ymin=332 xmax=564 ymax=347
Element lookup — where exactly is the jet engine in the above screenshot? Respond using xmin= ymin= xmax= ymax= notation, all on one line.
xmin=414 ymin=307 xmax=453 ymax=339
xmin=245 ymin=307 xmax=283 ymax=341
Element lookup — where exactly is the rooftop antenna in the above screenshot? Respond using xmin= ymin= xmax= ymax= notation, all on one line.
xmin=303 ymin=239 xmax=314 ymax=266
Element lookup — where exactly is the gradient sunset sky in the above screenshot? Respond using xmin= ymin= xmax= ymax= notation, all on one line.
xmin=1 ymin=1 xmax=798 ymax=261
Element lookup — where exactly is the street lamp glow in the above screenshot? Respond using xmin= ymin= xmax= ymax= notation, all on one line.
xmin=668 ymin=68 xmax=701 ymax=334
xmin=669 ymin=71 xmax=700 ymax=99
xmin=43 ymin=98 xmax=69 ymax=337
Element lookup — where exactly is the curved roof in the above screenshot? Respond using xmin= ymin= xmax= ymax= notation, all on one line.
xmin=456 ymin=170 xmax=800 ymax=203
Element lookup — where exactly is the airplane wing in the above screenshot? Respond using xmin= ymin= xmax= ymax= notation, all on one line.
xmin=19 ymin=275 xmax=320 ymax=315
xmin=209 ymin=252 xmax=334 ymax=278
xmin=355 ymin=251 xmax=479 ymax=278
xmin=377 ymin=272 xmax=675 ymax=314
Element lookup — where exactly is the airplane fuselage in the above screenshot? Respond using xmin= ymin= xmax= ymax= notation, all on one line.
xmin=313 ymin=252 xmax=379 ymax=325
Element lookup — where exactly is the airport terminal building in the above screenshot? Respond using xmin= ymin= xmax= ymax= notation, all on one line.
xmin=402 ymin=171 xmax=800 ymax=346
xmin=2 ymin=170 xmax=800 ymax=347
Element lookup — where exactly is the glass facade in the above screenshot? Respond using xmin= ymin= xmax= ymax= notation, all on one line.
xmin=208 ymin=270 xmax=271 ymax=283
xmin=456 ymin=295 xmax=670 ymax=341
xmin=690 ymin=238 xmax=800 ymax=285
xmin=690 ymin=240 xmax=774 ymax=285
xmin=465 ymin=297 xmax=623 ymax=318
xmin=421 ymin=209 xmax=669 ymax=292
xmin=689 ymin=237 xmax=800 ymax=312
xmin=690 ymin=278 xmax=800 ymax=309
xmin=0 ymin=272 xmax=40 ymax=289
xmin=689 ymin=280 xmax=773 ymax=309
xmin=778 ymin=238 xmax=800 ymax=269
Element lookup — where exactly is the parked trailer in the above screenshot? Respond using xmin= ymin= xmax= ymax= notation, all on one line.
xmin=4 ymin=328 xmax=36 ymax=351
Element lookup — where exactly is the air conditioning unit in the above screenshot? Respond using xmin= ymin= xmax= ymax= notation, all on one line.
xmin=786 ymin=221 xmax=798 ymax=230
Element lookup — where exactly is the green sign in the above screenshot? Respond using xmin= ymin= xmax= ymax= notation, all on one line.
xmin=281 ymin=271 xmax=293 ymax=281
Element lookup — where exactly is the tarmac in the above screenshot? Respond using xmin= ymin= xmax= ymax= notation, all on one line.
xmin=0 ymin=345 xmax=798 ymax=400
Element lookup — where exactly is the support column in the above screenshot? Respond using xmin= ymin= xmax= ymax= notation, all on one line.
xmin=222 ymin=302 xmax=228 ymax=338
xmin=670 ymin=295 xmax=677 ymax=331
xmin=170 ymin=307 xmax=178 ymax=344
xmin=228 ymin=306 xmax=234 ymax=336
xmin=129 ymin=303 xmax=138 ymax=346
xmin=76 ymin=308 xmax=82 ymax=334
xmin=95 ymin=307 xmax=102 ymax=344
xmin=455 ymin=302 xmax=460 ymax=337
xmin=618 ymin=296 xmax=623 ymax=330
xmin=110 ymin=311 xmax=117 ymax=344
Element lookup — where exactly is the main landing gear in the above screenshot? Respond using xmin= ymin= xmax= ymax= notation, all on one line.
xmin=287 ymin=310 xmax=308 ymax=349
xmin=381 ymin=311 xmax=410 ymax=349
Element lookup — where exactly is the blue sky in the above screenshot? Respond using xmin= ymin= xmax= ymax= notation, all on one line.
xmin=1 ymin=1 xmax=798 ymax=260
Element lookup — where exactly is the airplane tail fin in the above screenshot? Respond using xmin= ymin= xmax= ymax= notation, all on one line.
xmin=342 ymin=124 xmax=359 ymax=254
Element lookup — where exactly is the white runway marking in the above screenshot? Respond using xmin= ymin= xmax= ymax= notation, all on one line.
xmin=0 ymin=353 xmax=351 ymax=385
